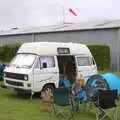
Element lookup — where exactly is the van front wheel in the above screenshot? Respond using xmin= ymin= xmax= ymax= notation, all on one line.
xmin=42 ymin=84 xmax=55 ymax=93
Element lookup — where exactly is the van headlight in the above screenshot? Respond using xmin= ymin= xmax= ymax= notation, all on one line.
xmin=24 ymin=75 xmax=28 ymax=81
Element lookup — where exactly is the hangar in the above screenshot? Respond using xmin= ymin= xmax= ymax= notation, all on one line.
xmin=0 ymin=20 xmax=120 ymax=70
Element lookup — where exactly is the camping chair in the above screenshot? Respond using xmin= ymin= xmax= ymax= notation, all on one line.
xmin=81 ymin=86 xmax=98 ymax=110
xmin=52 ymin=87 xmax=74 ymax=119
xmin=93 ymin=89 xmax=119 ymax=120
xmin=85 ymin=86 xmax=97 ymax=99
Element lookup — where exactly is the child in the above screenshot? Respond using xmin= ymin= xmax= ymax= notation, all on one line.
xmin=72 ymin=75 xmax=84 ymax=95
xmin=72 ymin=75 xmax=86 ymax=111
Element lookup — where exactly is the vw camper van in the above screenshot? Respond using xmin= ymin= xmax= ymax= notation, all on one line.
xmin=4 ymin=42 xmax=97 ymax=95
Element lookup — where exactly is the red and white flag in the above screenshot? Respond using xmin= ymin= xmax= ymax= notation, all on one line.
xmin=69 ymin=8 xmax=77 ymax=16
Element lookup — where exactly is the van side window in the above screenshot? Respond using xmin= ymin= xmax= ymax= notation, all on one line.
xmin=77 ymin=57 xmax=92 ymax=66
xmin=40 ymin=56 xmax=55 ymax=68
xmin=89 ymin=57 xmax=93 ymax=65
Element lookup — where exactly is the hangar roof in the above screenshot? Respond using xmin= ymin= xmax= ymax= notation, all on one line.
xmin=0 ymin=20 xmax=120 ymax=36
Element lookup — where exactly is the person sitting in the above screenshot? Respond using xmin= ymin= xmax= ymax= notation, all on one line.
xmin=91 ymin=79 xmax=107 ymax=101
xmin=95 ymin=79 xmax=107 ymax=90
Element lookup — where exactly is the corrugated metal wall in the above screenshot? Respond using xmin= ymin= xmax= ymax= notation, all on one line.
xmin=0 ymin=34 xmax=33 ymax=44
xmin=0 ymin=28 xmax=119 ymax=70
xmin=34 ymin=29 xmax=119 ymax=70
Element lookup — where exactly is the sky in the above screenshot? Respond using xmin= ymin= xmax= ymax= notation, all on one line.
xmin=0 ymin=0 xmax=120 ymax=30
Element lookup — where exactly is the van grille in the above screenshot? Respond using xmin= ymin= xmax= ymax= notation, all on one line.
xmin=6 ymin=80 xmax=23 ymax=87
xmin=4 ymin=72 xmax=26 ymax=80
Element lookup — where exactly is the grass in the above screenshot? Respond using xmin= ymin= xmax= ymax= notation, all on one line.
xmin=0 ymin=84 xmax=51 ymax=120
xmin=0 ymin=84 xmax=120 ymax=120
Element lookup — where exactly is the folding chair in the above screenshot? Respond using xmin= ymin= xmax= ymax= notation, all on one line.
xmin=52 ymin=87 xmax=74 ymax=119
xmin=85 ymin=86 xmax=97 ymax=99
xmin=94 ymin=89 xmax=119 ymax=120
xmin=81 ymin=86 xmax=98 ymax=110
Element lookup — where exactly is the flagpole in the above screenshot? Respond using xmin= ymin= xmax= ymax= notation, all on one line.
xmin=62 ymin=6 xmax=65 ymax=24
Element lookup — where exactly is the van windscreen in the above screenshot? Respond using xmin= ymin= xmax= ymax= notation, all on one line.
xmin=10 ymin=54 xmax=36 ymax=68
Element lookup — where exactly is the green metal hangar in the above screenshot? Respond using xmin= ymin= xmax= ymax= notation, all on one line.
xmin=0 ymin=20 xmax=120 ymax=71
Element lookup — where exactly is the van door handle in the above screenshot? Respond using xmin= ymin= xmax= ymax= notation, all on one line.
xmin=53 ymin=72 xmax=57 ymax=74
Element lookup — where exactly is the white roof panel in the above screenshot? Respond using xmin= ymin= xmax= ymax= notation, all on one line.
xmin=17 ymin=42 xmax=92 ymax=56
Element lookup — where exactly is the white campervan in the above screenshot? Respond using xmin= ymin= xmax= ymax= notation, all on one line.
xmin=4 ymin=42 xmax=97 ymax=95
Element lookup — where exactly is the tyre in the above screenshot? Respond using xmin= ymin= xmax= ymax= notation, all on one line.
xmin=42 ymin=84 xmax=55 ymax=93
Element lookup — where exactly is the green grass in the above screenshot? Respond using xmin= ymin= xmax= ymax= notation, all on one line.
xmin=0 ymin=85 xmax=51 ymax=120
xmin=0 ymin=82 xmax=120 ymax=120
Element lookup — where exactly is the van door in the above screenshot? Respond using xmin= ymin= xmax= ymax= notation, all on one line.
xmin=33 ymin=56 xmax=59 ymax=92
xmin=75 ymin=55 xmax=97 ymax=80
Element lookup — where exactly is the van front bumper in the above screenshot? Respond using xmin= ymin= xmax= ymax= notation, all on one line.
xmin=6 ymin=85 xmax=32 ymax=94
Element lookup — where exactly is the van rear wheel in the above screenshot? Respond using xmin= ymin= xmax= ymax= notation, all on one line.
xmin=42 ymin=84 xmax=55 ymax=93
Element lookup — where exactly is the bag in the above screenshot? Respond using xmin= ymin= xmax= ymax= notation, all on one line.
xmin=76 ymin=91 xmax=87 ymax=100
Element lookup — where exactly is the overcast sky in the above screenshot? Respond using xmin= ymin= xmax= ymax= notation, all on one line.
xmin=0 ymin=0 xmax=120 ymax=30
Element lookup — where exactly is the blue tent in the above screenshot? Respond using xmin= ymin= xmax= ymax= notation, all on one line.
xmin=85 ymin=74 xmax=109 ymax=89
xmin=102 ymin=73 xmax=120 ymax=95
xmin=85 ymin=73 xmax=120 ymax=95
